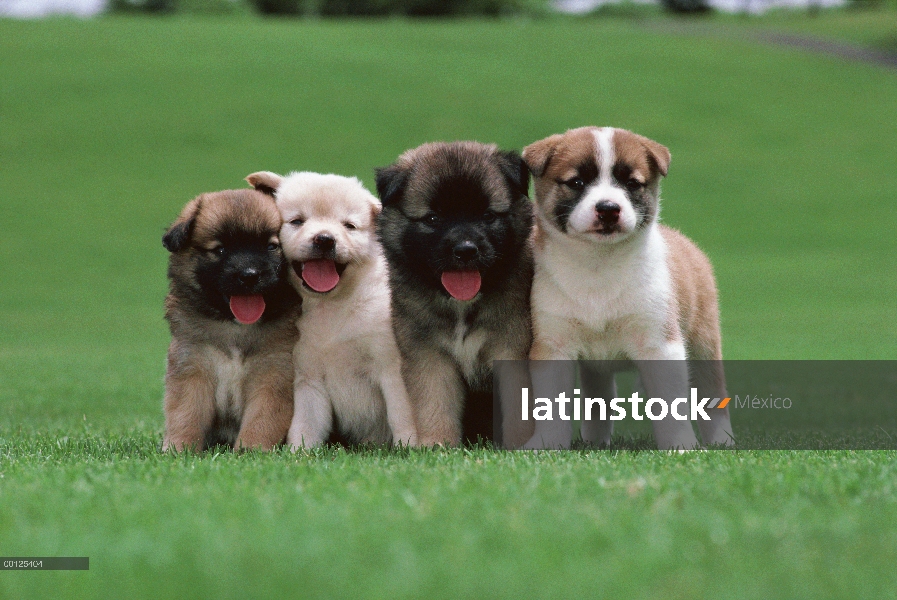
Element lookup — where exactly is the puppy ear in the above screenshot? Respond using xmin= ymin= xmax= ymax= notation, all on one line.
xmin=163 ymin=197 xmax=201 ymax=253
xmin=245 ymin=171 xmax=283 ymax=197
xmin=374 ymin=164 xmax=409 ymax=206
xmin=641 ymin=138 xmax=671 ymax=178
xmin=522 ymin=134 xmax=563 ymax=178
xmin=496 ymin=150 xmax=530 ymax=198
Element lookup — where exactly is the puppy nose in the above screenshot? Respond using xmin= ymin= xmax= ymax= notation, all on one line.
xmin=313 ymin=233 xmax=335 ymax=250
xmin=238 ymin=268 xmax=259 ymax=286
xmin=453 ymin=241 xmax=479 ymax=262
xmin=595 ymin=201 xmax=620 ymax=225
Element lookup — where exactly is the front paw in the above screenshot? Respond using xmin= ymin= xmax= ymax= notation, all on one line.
xmin=522 ymin=432 xmax=572 ymax=450
xmin=418 ymin=435 xmax=460 ymax=448
xmin=702 ymin=433 xmax=735 ymax=448
xmin=161 ymin=437 xmax=200 ymax=453
xmin=656 ymin=437 xmax=702 ymax=451
xmin=287 ymin=430 xmax=323 ymax=450
xmin=393 ymin=430 xmax=419 ymax=447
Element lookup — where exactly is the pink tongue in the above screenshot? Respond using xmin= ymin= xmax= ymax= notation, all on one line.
xmin=229 ymin=295 xmax=265 ymax=325
xmin=302 ymin=259 xmax=340 ymax=293
xmin=441 ymin=270 xmax=482 ymax=301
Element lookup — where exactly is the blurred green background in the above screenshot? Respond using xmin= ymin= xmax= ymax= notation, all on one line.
xmin=1 ymin=5 xmax=896 ymax=599
xmin=2 ymin=10 xmax=895 ymax=430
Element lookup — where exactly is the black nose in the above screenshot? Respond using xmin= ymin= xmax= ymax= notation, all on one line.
xmin=453 ymin=241 xmax=479 ymax=262
xmin=595 ymin=201 xmax=620 ymax=225
xmin=313 ymin=233 xmax=335 ymax=250
xmin=238 ymin=268 xmax=259 ymax=286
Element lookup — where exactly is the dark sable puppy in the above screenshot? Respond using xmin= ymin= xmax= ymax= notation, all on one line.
xmin=162 ymin=189 xmax=300 ymax=451
xmin=375 ymin=142 xmax=535 ymax=447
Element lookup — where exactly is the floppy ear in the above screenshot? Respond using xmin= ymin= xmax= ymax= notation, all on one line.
xmin=374 ymin=164 xmax=409 ymax=206
xmin=245 ymin=171 xmax=283 ymax=197
xmin=521 ymin=134 xmax=563 ymax=178
xmin=495 ymin=150 xmax=530 ymax=198
xmin=640 ymin=137 xmax=671 ymax=178
xmin=163 ymin=197 xmax=201 ymax=253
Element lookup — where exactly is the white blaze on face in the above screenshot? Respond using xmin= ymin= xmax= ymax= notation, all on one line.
xmin=564 ymin=127 xmax=638 ymax=238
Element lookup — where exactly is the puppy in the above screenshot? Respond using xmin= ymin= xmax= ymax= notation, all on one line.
xmin=161 ymin=189 xmax=300 ymax=451
xmin=246 ymin=171 xmax=417 ymax=448
xmin=375 ymin=142 xmax=535 ymax=448
xmin=523 ymin=127 xmax=733 ymax=450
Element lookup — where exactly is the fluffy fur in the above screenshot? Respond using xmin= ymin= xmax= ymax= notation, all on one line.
xmin=246 ymin=170 xmax=417 ymax=447
xmin=162 ymin=189 xmax=300 ymax=451
xmin=375 ymin=142 xmax=535 ymax=448
xmin=523 ymin=127 xmax=733 ymax=450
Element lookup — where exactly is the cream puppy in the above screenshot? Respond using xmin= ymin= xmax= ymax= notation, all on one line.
xmin=522 ymin=127 xmax=733 ymax=450
xmin=246 ymin=171 xmax=417 ymax=447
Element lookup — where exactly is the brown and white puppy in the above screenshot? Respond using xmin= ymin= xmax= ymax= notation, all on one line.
xmin=375 ymin=142 xmax=535 ymax=448
xmin=246 ymin=171 xmax=417 ymax=448
xmin=523 ymin=126 xmax=732 ymax=450
xmin=162 ymin=189 xmax=300 ymax=451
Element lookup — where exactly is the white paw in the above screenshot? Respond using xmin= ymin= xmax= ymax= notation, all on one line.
xmin=287 ymin=431 xmax=322 ymax=450
xmin=658 ymin=439 xmax=702 ymax=451
xmin=393 ymin=430 xmax=419 ymax=447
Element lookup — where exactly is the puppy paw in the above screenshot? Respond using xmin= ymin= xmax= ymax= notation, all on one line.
xmin=522 ymin=432 xmax=572 ymax=450
xmin=394 ymin=432 xmax=419 ymax=448
xmin=161 ymin=438 xmax=199 ymax=453
xmin=286 ymin=431 xmax=323 ymax=450
xmin=702 ymin=433 xmax=736 ymax=448
xmin=657 ymin=439 xmax=702 ymax=452
xmin=418 ymin=436 xmax=460 ymax=448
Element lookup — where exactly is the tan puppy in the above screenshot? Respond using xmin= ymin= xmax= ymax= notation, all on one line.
xmin=162 ymin=189 xmax=300 ymax=451
xmin=246 ymin=171 xmax=417 ymax=448
xmin=522 ymin=127 xmax=733 ymax=450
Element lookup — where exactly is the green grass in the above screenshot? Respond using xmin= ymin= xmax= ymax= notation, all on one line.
xmin=1 ymin=15 xmax=896 ymax=599
xmin=574 ymin=0 xmax=897 ymax=52
xmin=732 ymin=1 xmax=897 ymax=51
xmin=2 ymin=437 xmax=897 ymax=599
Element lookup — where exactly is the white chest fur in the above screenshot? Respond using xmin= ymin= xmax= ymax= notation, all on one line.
xmin=296 ymin=264 xmax=390 ymax=360
xmin=533 ymin=223 xmax=673 ymax=360
xmin=443 ymin=305 xmax=488 ymax=381
xmin=209 ymin=348 xmax=247 ymax=416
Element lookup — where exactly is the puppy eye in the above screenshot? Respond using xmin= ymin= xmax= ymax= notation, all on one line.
xmin=625 ymin=179 xmax=644 ymax=192
xmin=268 ymin=242 xmax=280 ymax=251
xmin=210 ymin=246 xmax=225 ymax=256
xmin=484 ymin=211 xmax=497 ymax=223
xmin=565 ymin=178 xmax=585 ymax=191
xmin=423 ymin=213 xmax=440 ymax=226
xmin=290 ymin=218 xmax=305 ymax=227
xmin=344 ymin=222 xmax=357 ymax=230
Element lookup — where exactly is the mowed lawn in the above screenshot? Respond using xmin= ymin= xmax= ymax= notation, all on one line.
xmin=1 ymin=15 xmax=896 ymax=599
xmin=727 ymin=1 xmax=897 ymax=51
